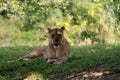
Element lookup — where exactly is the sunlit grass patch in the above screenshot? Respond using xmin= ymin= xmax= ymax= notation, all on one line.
xmin=24 ymin=73 xmax=44 ymax=80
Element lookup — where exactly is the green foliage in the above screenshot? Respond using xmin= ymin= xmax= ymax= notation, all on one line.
xmin=0 ymin=44 xmax=120 ymax=79
xmin=0 ymin=0 xmax=120 ymax=46
xmin=113 ymin=0 xmax=120 ymax=24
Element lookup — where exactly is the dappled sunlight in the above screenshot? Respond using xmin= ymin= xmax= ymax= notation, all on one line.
xmin=24 ymin=73 xmax=44 ymax=80
xmin=67 ymin=70 xmax=120 ymax=80
xmin=105 ymin=46 xmax=113 ymax=50
xmin=67 ymin=71 xmax=111 ymax=80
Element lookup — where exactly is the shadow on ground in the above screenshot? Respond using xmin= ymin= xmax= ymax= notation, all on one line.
xmin=0 ymin=44 xmax=120 ymax=80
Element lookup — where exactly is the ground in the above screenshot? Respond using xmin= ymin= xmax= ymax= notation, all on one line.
xmin=0 ymin=44 xmax=120 ymax=80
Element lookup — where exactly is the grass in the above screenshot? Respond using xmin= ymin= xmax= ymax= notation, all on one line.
xmin=0 ymin=44 xmax=120 ymax=80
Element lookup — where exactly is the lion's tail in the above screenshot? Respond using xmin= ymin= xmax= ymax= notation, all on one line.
xmin=7 ymin=57 xmax=23 ymax=63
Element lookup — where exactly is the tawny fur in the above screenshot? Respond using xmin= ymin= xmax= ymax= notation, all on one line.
xmin=8 ymin=27 xmax=71 ymax=64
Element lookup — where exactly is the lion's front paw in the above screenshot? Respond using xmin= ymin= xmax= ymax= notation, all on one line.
xmin=47 ymin=59 xmax=57 ymax=63
xmin=53 ymin=60 xmax=63 ymax=64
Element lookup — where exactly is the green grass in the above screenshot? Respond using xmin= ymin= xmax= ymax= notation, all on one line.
xmin=0 ymin=44 xmax=120 ymax=80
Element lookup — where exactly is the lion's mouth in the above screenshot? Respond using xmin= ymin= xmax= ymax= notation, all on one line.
xmin=53 ymin=43 xmax=60 ymax=48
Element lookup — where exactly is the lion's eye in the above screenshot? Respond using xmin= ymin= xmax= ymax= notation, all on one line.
xmin=51 ymin=34 xmax=54 ymax=38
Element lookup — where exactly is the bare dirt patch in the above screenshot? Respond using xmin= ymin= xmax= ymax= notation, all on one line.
xmin=67 ymin=71 xmax=120 ymax=80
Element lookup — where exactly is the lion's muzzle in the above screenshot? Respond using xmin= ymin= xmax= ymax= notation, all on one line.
xmin=53 ymin=40 xmax=61 ymax=48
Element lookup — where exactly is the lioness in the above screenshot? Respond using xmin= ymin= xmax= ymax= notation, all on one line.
xmin=9 ymin=27 xmax=71 ymax=64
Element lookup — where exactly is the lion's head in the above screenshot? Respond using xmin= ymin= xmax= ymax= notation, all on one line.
xmin=48 ymin=26 xmax=65 ymax=48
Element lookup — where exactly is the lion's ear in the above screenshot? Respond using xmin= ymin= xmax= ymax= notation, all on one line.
xmin=48 ymin=28 xmax=52 ymax=33
xmin=61 ymin=26 xmax=65 ymax=31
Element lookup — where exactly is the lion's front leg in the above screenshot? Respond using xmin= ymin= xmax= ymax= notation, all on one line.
xmin=53 ymin=56 xmax=66 ymax=64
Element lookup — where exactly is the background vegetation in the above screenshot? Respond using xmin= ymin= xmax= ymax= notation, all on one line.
xmin=0 ymin=0 xmax=120 ymax=46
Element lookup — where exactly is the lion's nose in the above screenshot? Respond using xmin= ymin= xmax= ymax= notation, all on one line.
xmin=54 ymin=39 xmax=59 ymax=42
xmin=55 ymin=40 xmax=59 ymax=42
